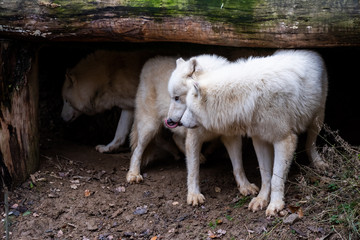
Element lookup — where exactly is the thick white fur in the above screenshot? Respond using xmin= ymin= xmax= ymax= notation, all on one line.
xmin=61 ymin=50 xmax=144 ymax=153
xmin=126 ymin=56 xmax=186 ymax=183
xmin=179 ymin=50 xmax=328 ymax=216
xmin=166 ymin=55 xmax=259 ymax=206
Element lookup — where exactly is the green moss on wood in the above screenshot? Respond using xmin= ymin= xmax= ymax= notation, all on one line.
xmin=0 ymin=0 xmax=359 ymax=46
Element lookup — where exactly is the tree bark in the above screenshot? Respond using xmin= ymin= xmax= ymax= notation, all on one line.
xmin=0 ymin=41 xmax=39 ymax=187
xmin=0 ymin=0 xmax=359 ymax=48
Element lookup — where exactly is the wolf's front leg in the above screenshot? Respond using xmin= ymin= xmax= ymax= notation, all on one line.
xmin=185 ymin=129 xmax=205 ymax=206
xmin=126 ymin=115 xmax=159 ymax=184
xmin=96 ymin=110 xmax=134 ymax=153
xmin=221 ymin=135 xmax=259 ymax=196
xmin=266 ymin=133 xmax=297 ymax=216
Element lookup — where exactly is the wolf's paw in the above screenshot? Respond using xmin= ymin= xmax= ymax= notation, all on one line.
xmin=126 ymin=172 xmax=143 ymax=183
xmin=187 ymin=192 xmax=205 ymax=206
xmin=248 ymin=196 xmax=269 ymax=212
xmin=312 ymin=160 xmax=329 ymax=171
xmin=96 ymin=144 xmax=111 ymax=153
xmin=265 ymin=200 xmax=285 ymax=216
xmin=239 ymin=183 xmax=259 ymax=196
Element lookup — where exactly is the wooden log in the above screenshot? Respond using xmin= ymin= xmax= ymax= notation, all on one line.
xmin=0 ymin=41 xmax=39 ymax=187
xmin=0 ymin=0 xmax=360 ymax=47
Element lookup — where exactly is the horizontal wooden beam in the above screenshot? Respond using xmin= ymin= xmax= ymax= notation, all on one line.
xmin=1 ymin=0 xmax=360 ymax=48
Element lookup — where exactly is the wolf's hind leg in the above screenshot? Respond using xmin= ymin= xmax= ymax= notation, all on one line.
xmin=266 ymin=133 xmax=297 ymax=216
xmin=96 ymin=110 xmax=134 ymax=153
xmin=221 ymin=135 xmax=259 ymax=196
xmin=249 ymin=137 xmax=273 ymax=212
xmin=306 ymin=110 xmax=328 ymax=170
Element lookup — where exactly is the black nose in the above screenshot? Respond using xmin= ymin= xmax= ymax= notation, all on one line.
xmin=167 ymin=118 xmax=176 ymax=126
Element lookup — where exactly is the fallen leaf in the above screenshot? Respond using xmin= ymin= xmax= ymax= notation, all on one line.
xmin=70 ymin=184 xmax=78 ymax=190
xmin=207 ymin=230 xmax=216 ymax=239
xmin=22 ymin=211 xmax=31 ymax=216
xmin=288 ymin=205 xmax=304 ymax=218
xmin=172 ymin=201 xmax=179 ymax=206
xmin=150 ymin=237 xmax=157 ymax=240
xmin=215 ymin=187 xmax=221 ymax=193
xmin=298 ymin=207 xmax=304 ymax=218
xmin=288 ymin=205 xmax=300 ymax=213
xmin=84 ymin=189 xmax=91 ymax=197
xmin=11 ymin=203 xmax=18 ymax=209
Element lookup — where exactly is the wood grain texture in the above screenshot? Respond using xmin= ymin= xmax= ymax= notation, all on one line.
xmin=0 ymin=0 xmax=359 ymax=47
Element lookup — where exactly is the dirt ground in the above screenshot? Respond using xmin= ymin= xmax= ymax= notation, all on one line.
xmin=4 ymin=132 xmax=343 ymax=240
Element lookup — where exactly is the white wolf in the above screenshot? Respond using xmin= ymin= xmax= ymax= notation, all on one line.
xmin=168 ymin=50 xmax=328 ymax=216
xmin=127 ymin=55 xmax=259 ymax=204
xmin=61 ymin=50 xmax=146 ymax=153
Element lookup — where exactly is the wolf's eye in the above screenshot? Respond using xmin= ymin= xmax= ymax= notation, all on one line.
xmin=65 ymin=99 xmax=72 ymax=106
xmin=174 ymin=96 xmax=180 ymax=101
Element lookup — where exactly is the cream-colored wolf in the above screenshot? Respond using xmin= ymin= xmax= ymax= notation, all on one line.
xmin=127 ymin=55 xmax=259 ymax=203
xmin=61 ymin=50 xmax=146 ymax=153
xmin=167 ymin=50 xmax=328 ymax=216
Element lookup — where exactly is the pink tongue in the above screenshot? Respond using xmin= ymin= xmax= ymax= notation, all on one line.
xmin=164 ymin=119 xmax=179 ymax=128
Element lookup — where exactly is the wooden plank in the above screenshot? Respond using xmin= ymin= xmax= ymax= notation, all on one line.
xmin=0 ymin=0 xmax=359 ymax=47
xmin=0 ymin=41 xmax=39 ymax=186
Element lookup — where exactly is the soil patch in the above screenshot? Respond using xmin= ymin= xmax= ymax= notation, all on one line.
xmin=3 ymin=136 xmax=347 ymax=240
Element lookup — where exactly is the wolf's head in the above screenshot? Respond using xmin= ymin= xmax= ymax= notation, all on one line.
xmin=165 ymin=54 xmax=228 ymax=128
xmin=61 ymin=70 xmax=83 ymax=122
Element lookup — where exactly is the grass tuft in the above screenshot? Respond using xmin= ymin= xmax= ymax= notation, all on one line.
xmin=293 ymin=125 xmax=360 ymax=239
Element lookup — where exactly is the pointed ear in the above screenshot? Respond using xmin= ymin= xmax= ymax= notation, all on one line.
xmin=185 ymin=58 xmax=197 ymax=79
xmin=65 ymin=69 xmax=75 ymax=86
xmin=176 ymin=58 xmax=185 ymax=66
xmin=190 ymin=58 xmax=203 ymax=74
xmin=186 ymin=58 xmax=204 ymax=79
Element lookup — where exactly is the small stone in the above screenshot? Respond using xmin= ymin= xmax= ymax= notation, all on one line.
xmin=283 ymin=213 xmax=300 ymax=225
xmin=86 ymin=219 xmax=98 ymax=231
xmin=57 ymin=230 xmax=63 ymax=237
xmin=48 ymin=193 xmax=58 ymax=198
xmin=278 ymin=210 xmax=288 ymax=217
xmin=134 ymin=205 xmax=148 ymax=215
xmin=115 ymin=186 xmax=126 ymax=193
